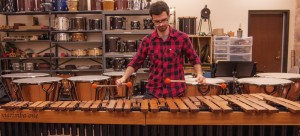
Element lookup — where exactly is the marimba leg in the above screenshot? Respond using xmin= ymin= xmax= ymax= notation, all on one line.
xmin=71 ymin=124 xmax=77 ymax=136
xmin=64 ymin=123 xmax=70 ymax=135
xmin=93 ymin=124 xmax=101 ymax=136
xmin=79 ymin=124 xmax=85 ymax=136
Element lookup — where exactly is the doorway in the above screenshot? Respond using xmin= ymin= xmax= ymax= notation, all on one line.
xmin=248 ymin=10 xmax=289 ymax=72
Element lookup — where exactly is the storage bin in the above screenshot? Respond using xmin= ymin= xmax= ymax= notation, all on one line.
xmin=229 ymin=54 xmax=252 ymax=61
xmin=229 ymin=46 xmax=252 ymax=54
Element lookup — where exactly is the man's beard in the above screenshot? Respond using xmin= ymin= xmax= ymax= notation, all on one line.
xmin=157 ymin=25 xmax=168 ymax=32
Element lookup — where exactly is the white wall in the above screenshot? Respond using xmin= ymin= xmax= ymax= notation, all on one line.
xmin=0 ymin=0 xmax=297 ymax=69
xmin=164 ymin=0 xmax=296 ymax=69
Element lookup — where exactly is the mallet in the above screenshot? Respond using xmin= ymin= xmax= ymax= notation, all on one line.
xmin=164 ymin=78 xmax=227 ymax=89
xmin=91 ymin=82 xmax=133 ymax=89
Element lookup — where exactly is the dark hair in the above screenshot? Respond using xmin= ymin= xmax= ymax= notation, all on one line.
xmin=149 ymin=1 xmax=170 ymax=17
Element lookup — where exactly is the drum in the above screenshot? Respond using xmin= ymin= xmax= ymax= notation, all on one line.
xmin=103 ymin=72 xmax=136 ymax=98
xmin=78 ymin=0 xmax=87 ymax=10
xmin=67 ymin=75 xmax=110 ymax=100
xmin=94 ymin=0 xmax=102 ymax=10
xmin=70 ymin=17 xmax=87 ymax=30
xmin=139 ymin=79 xmax=148 ymax=95
xmin=55 ymin=33 xmax=70 ymax=41
xmin=106 ymin=36 xmax=122 ymax=52
xmin=131 ymin=21 xmax=140 ymax=30
xmin=1 ymin=73 xmax=50 ymax=100
xmin=123 ymin=40 xmax=137 ymax=52
xmin=256 ymin=73 xmax=300 ymax=100
xmin=17 ymin=0 xmax=25 ymax=11
xmin=71 ymin=33 xmax=87 ymax=41
xmin=143 ymin=18 xmax=154 ymax=29
xmin=41 ymin=0 xmax=53 ymax=11
xmin=237 ymin=77 xmax=293 ymax=98
xmin=128 ymin=0 xmax=142 ymax=10
xmin=102 ymin=0 xmax=114 ymax=11
xmin=67 ymin=0 xmax=78 ymax=11
xmin=178 ymin=17 xmax=197 ymax=35
xmin=54 ymin=17 xmax=69 ymax=31
xmin=12 ymin=63 xmax=21 ymax=71
xmin=124 ymin=57 xmax=133 ymax=68
xmin=24 ymin=0 xmax=34 ymax=11
xmin=88 ymin=47 xmax=102 ymax=56
xmin=110 ymin=16 xmax=126 ymax=30
xmin=185 ymin=77 xmax=226 ymax=96
xmin=12 ymin=77 xmax=62 ymax=102
xmin=114 ymin=0 xmax=127 ymax=10
xmin=110 ymin=58 xmax=125 ymax=71
xmin=71 ymin=49 xmax=87 ymax=56
xmin=53 ymin=0 xmax=68 ymax=11
xmin=24 ymin=62 xmax=34 ymax=71
xmin=89 ymin=19 xmax=102 ymax=30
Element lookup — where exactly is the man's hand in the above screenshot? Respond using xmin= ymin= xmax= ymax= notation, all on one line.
xmin=116 ymin=77 xmax=127 ymax=87
xmin=196 ymin=75 xmax=206 ymax=83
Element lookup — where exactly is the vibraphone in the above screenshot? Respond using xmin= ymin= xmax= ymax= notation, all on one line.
xmin=0 ymin=93 xmax=300 ymax=136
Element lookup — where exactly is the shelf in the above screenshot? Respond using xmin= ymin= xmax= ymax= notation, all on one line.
xmin=0 ymin=57 xmax=52 ymax=60
xmin=51 ymin=30 xmax=102 ymax=33
xmin=0 ymin=11 xmax=50 ymax=15
xmin=104 ymin=30 xmax=152 ymax=35
xmin=51 ymin=41 xmax=102 ymax=44
xmin=52 ymin=56 xmax=102 ymax=59
xmin=0 ymin=29 xmax=50 ymax=32
xmin=104 ymin=68 xmax=149 ymax=73
xmin=2 ymin=70 xmax=53 ymax=73
xmin=1 ymin=40 xmax=50 ymax=43
xmin=188 ymin=35 xmax=212 ymax=38
xmin=103 ymin=10 xmax=149 ymax=15
xmin=51 ymin=11 xmax=102 ymax=14
xmin=55 ymin=69 xmax=103 ymax=72
xmin=104 ymin=52 xmax=136 ymax=57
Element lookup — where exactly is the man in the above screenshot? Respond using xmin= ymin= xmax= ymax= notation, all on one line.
xmin=116 ymin=1 xmax=205 ymax=98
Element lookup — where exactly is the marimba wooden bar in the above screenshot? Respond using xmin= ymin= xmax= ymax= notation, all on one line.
xmin=0 ymin=93 xmax=299 ymax=136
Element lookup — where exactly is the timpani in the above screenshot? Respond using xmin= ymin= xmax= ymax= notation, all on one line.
xmin=185 ymin=77 xmax=226 ymax=96
xmin=103 ymin=72 xmax=136 ymax=99
xmin=237 ymin=77 xmax=293 ymax=98
xmin=67 ymin=75 xmax=111 ymax=101
xmin=1 ymin=73 xmax=50 ymax=100
xmin=12 ymin=77 xmax=63 ymax=102
xmin=256 ymin=73 xmax=300 ymax=100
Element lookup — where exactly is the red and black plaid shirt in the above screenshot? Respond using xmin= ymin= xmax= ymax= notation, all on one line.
xmin=128 ymin=26 xmax=201 ymax=98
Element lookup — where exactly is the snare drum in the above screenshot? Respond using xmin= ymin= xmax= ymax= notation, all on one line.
xmin=143 ymin=18 xmax=154 ymax=29
xmin=71 ymin=33 xmax=87 ymax=41
xmin=256 ymin=73 xmax=300 ymax=100
xmin=71 ymin=49 xmax=87 ymax=56
xmin=124 ymin=40 xmax=137 ymax=52
xmin=67 ymin=75 xmax=110 ymax=100
xmin=70 ymin=17 xmax=87 ymax=30
xmin=89 ymin=19 xmax=102 ymax=30
xmin=41 ymin=0 xmax=53 ymax=11
xmin=67 ymin=0 xmax=78 ymax=11
xmin=54 ymin=17 xmax=69 ymax=31
xmin=53 ymin=0 xmax=68 ymax=11
xmin=54 ymin=33 xmax=70 ymax=41
xmin=185 ymin=78 xmax=226 ymax=96
xmin=12 ymin=77 xmax=62 ymax=102
xmin=110 ymin=58 xmax=125 ymax=71
xmin=110 ymin=16 xmax=126 ymax=30
xmin=131 ymin=21 xmax=140 ymax=30
xmin=237 ymin=77 xmax=293 ymax=98
xmin=178 ymin=17 xmax=197 ymax=35
xmin=88 ymin=47 xmax=102 ymax=56
xmin=103 ymin=72 xmax=136 ymax=98
xmin=1 ymin=73 xmax=50 ymax=100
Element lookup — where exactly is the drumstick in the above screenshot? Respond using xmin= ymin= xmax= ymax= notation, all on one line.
xmin=164 ymin=78 xmax=227 ymax=89
xmin=91 ymin=82 xmax=133 ymax=89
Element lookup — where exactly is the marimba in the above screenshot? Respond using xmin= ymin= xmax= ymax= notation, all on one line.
xmin=0 ymin=94 xmax=300 ymax=136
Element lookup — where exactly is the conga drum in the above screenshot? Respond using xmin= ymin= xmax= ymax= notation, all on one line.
xmin=1 ymin=73 xmax=50 ymax=100
xmin=103 ymin=72 xmax=136 ymax=98
xmin=185 ymin=77 xmax=226 ymax=96
xmin=67 ymin=75 xmax=110 ymax=100
xmin=237 ymin=77 xmax=293 ymax=98
xmin=256 ymin=73 xmax=300 ymax=100
xmin=178 ymin=17 xmax=197 ymax=35
xmin=12 ymin=77 xmax=62 ymax=102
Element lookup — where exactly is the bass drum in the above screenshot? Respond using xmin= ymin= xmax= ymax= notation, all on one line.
xmin=178 ymin=17 xmax=197 ymax=35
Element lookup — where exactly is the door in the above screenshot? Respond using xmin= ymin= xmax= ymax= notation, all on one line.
xmin=248 ymin=10 xmax=289 ymax=72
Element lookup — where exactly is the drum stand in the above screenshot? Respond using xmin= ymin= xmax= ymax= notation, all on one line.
xmin=197 ymin=18 xmax=212 ymax=35
xmin=232 ymin=71 xmax=242 ymax=94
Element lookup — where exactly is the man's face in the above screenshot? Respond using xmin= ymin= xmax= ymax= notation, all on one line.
xmin=152 ymin=11 xmax=170 ymax=33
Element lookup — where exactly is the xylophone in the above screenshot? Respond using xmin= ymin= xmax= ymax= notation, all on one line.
xmin=0 ymin=93 xmax=300 ymax=136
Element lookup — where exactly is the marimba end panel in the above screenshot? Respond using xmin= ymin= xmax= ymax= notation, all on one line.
xmin=0 ymin=110 xmax=145 ymax=125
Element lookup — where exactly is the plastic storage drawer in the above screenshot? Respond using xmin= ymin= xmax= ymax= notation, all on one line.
xmin=214 ymin=40 xmax=230 ymax=46
xmin=214 ymin=36 xmax=230 ymax=41
xmin=230 ymin=37 xmax=253 ymax=45
xmin=229 ymin=54 xmax=252 ymax=61
xmin=214 ymin=46 xmax=228 ymax=53
xmin=229 ymin=46 xmax=252 ymax=54
xmin=214 ymin=54 xmax=229 ymax=61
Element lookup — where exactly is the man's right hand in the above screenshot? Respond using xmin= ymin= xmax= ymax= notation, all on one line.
xmin=116 ymin=77 xmax=126 ymax=87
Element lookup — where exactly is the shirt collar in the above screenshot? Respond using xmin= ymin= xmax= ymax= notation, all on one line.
xmin=150 ymin=25 xmax=176 ymax=40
